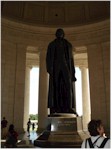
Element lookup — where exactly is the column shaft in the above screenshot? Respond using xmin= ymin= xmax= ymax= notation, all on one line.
xmin=38 ymin=49 xmax=48 ymax=132
xmin=1 ymin=42 xmax=26 ymax=133
xmin=23 ymin=66 xmax=31 ymax=130
xmin=13 ymin=44 xmax=26 ymax=133
xmin=81 ymin=67 xmax=91 ymax=131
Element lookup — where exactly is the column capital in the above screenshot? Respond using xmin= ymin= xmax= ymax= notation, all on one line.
xmin=26 ymin=65 xmax=33 ymax=70
xmin=79 ymin=66 xmax=88 ymax=70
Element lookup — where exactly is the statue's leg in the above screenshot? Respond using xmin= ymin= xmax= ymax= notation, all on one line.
xmin=62 ymin=67 xmax=72 ymax=107
xmin=54 ymin=70 xmax=60 ymax=113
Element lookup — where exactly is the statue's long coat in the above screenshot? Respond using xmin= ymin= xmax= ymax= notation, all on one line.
xmin=46 ymin=38 xmax=76 ymax=111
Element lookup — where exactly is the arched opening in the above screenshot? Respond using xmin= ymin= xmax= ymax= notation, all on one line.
xmin=23 ymin=47 xmax=39 ymax=131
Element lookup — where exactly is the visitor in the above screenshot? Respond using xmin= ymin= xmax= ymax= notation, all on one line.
xmin=27 ymin=118 xmax=31 ymax=136
xmin=5 ymin=124 xmax=18 ymax=148
xmin=81 ymin=119 xmax=110 ymax=148
xmin=1 ymin=117 xmax=8 ymax=139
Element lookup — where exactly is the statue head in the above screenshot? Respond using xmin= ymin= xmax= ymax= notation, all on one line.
xmin=55 ymin=28 xmax=65 ymax=39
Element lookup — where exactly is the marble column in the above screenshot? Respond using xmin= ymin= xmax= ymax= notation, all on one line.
xmin=38 ymin=48 xmax=48 ymax=132
xmin=13 ymin=44 xmax=26 ymax=133
xmin=1 ymin=41 xmax=17 ymax=125
xmin=23 ymin=66 xmax=31 ymax=131
xmin=80 ymin=67 xmax=91 ymax=131
xmin=1 ymin=42 xmax=26 ymax=133
xmin=101 ymin=42 xmax=110 ymax=134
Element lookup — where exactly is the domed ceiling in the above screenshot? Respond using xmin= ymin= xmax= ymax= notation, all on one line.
xmin=1 ymin=1 xmax=110 ymax=27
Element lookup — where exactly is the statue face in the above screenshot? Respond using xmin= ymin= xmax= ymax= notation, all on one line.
xmin=56 ymin=28 xmax=65 ymax=38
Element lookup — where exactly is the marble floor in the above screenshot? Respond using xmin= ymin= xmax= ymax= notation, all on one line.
xmin=1 ymin=130 xmax=89 ymax=148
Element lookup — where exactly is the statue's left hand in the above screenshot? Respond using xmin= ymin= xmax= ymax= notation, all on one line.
xmin=75 ymin=77 xmax=77 ymax=81
xmin=72 ymin=76 xmax=77 ymax=81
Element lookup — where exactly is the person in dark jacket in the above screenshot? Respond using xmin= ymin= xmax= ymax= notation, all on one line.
xmin=46 ymin=28 xmax=77 ymax=114
xmin=27 ymin=118 xmax=31 ymax=136
xmin=1 ymin=117 xmax=8 ymax=139
xmin=5 ymin=124 xmax=18 ymax=148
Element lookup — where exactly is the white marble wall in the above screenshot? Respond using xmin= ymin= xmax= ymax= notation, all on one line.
xmin=87 ymin=42 xmax=110 ymax=134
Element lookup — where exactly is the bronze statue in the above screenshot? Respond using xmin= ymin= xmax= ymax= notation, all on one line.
xmin=46 ymin=28 xmax=77 ymax=114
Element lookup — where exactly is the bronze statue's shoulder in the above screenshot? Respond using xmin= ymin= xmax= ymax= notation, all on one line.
xmin=64 ymin=39 xmax=72 ymax=47
xmin=48 ymin=39 xmax=56 ymax=45
xmin=47 ymin=40 xmax=56 ymax=49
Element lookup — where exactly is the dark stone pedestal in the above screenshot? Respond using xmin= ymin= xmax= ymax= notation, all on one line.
xmin=34 ymin=113 xmax=83 ymax=148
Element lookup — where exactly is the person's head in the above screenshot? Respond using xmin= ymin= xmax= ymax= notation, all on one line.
xmin=88 ymin=120 xmax=104 ymax=136
xmin=55 ymin=28 xmax=65 ymax=39
xmin=3 ymin=117 xmax=5 ymax=120
xmin=9 ymin=124 xmax=14 ymax=132
xmin=96 ymin=120 xmax=105 ymax=136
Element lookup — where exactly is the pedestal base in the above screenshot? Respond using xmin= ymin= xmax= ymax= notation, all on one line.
xmin=34 ymin=114 xmax=83 ymax=148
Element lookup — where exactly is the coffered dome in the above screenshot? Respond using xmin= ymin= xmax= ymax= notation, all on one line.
xmin=1 ymin=1 xmax=110 ymax=27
